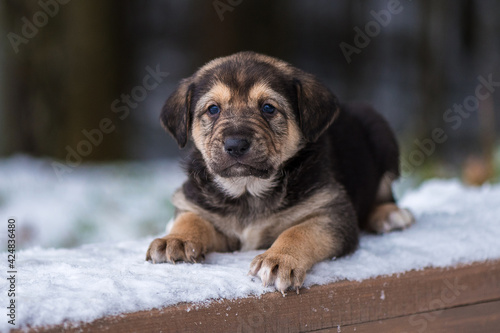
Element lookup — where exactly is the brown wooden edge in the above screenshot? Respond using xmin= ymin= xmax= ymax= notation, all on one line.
xmin=22 ymin=260 xmax=500 ymax=333
xmin=331 ymin=300 xmax=500 ymax=333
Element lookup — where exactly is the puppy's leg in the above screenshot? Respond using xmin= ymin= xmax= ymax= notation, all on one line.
xmin=146 ymin=212 xmax=230 ymax=264
xmin=368 ymin=203 xmax=414 ymax=233
xmin=249 ymin=217 xmax=349 ymax=295
xmin=367 ymin=172 xmax=415 ymax=233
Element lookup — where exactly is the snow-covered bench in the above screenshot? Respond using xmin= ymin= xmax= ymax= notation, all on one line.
xmin=35 ymin=261 xmax=500 ymax=332
xmin=4 ymin=180 xmax=500 ymax=332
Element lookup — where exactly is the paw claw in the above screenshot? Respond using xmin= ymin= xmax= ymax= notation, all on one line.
xmin=146 ymin=236 xmax=205 ymax=265
xmin=250 ymin=250 xmax=306 ymax=293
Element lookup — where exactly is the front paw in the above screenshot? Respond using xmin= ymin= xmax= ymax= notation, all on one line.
xmin=249 ymin=249 xmax=307 ymax=295
xmin=146 ymin=235 xmax=205 ymax=264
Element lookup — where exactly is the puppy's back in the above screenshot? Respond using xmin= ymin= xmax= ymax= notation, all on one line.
xmin=327 ymin=103 xmax=400 ymax=226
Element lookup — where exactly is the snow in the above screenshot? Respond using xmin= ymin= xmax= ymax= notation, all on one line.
xmin=0 ymin=156 xmax=184 ymax=249
xmin=1 ymin=157 xmax=500 ymax=331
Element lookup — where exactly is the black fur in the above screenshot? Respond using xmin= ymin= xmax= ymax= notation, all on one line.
xmin=161 ymin=79 xmax=194 ymax=148
xmin=329 ymin=103 xmax=400 ymax=227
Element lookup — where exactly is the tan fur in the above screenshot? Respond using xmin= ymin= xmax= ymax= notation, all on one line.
xmin=375 ymin=172 xmax=397 ymax=203
xmin=367 ymin=203 xmax=415 ymax=233
xmin=247 ymin=81 xmax=270 ymax=102
xmin=280 ymin=116 xmax=303 ymax=163
xmin=145 ymin=212 xmax=232 ymax=263
xmin=246 ymin=82 xmax=303 ymax=163
xmin=190 ymin=82 xmax=234 ymax=163
xmin=249 ymin=217 xmax=338 ymax=294
xmin=190 ymin=119 xmax=206 ymax=158
xmin=171 ymin=187 xmax=338 ymax=250
xmin=247 ymin=82 xmax=291 ymax=110
xmin=194 ymin=82 xmax=232 ymax=115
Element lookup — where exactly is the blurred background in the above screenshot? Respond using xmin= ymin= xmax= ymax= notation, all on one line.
xmin=0 ymin=0 xmax=499 ymax=249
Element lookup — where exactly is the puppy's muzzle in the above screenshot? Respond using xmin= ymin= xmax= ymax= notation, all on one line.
xmin=224 ymin=137 xmax=251 ymax=158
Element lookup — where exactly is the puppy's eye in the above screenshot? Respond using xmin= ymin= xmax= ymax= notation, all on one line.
xmin=261 ymin=103 xmax=276 ymax=114
xmin=207 ymin=105 xmax=220 ymax=115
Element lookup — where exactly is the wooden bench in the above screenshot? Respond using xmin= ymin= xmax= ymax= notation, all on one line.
xmin=28 ymin=260 xmax=500 ymax=333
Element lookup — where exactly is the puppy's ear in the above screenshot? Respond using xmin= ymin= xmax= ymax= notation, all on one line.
xmin=160 ymin=78 xmax=194 ymax=148
xmin=293 ymin=73 xmax=340 ymax=142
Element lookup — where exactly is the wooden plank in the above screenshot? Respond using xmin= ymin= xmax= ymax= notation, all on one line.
xmin=329 ymin=300 xmax=500 ymax=333
xmin=27 ymin=260 xmax=500 ymax=333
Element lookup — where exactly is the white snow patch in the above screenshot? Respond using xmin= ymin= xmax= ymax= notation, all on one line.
xmin=0 ymin=155 xmax=184 ymax=249
xmin=1 ymin=158 xmax=500 ymax=331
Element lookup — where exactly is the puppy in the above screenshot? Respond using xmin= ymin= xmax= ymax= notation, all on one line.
xmin=146 ymin=52 xmax=414 ymax=294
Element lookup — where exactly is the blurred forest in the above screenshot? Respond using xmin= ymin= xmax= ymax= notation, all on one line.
xmin=1 ymin=0 xmax=499 ymax=183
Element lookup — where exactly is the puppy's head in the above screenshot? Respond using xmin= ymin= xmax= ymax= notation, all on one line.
xmin=161 ymin=52 xmax=339 ymax=179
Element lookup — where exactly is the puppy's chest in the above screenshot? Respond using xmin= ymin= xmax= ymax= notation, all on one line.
xmin=212 ymin=195 xmax=317 ymax=251
xmin=217 ymin=198 xmax=286 ymax=250
xmin=220 ymin=208 xmax=290 ymax=251
xmin=173 ymin=184 xmax=336 ymax=251
xmin=239 ymin=223 xmax=274 ymax=251
xmin=174 ymin=188 xmax=289 ymax=249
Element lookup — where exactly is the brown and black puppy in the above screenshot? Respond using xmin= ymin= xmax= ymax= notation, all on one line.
xmin=146 ymin=51 xmax=414 ymax=294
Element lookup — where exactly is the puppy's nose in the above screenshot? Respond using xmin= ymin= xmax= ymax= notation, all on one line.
xmin=224 ymin=137 xmax=250 ymax=157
